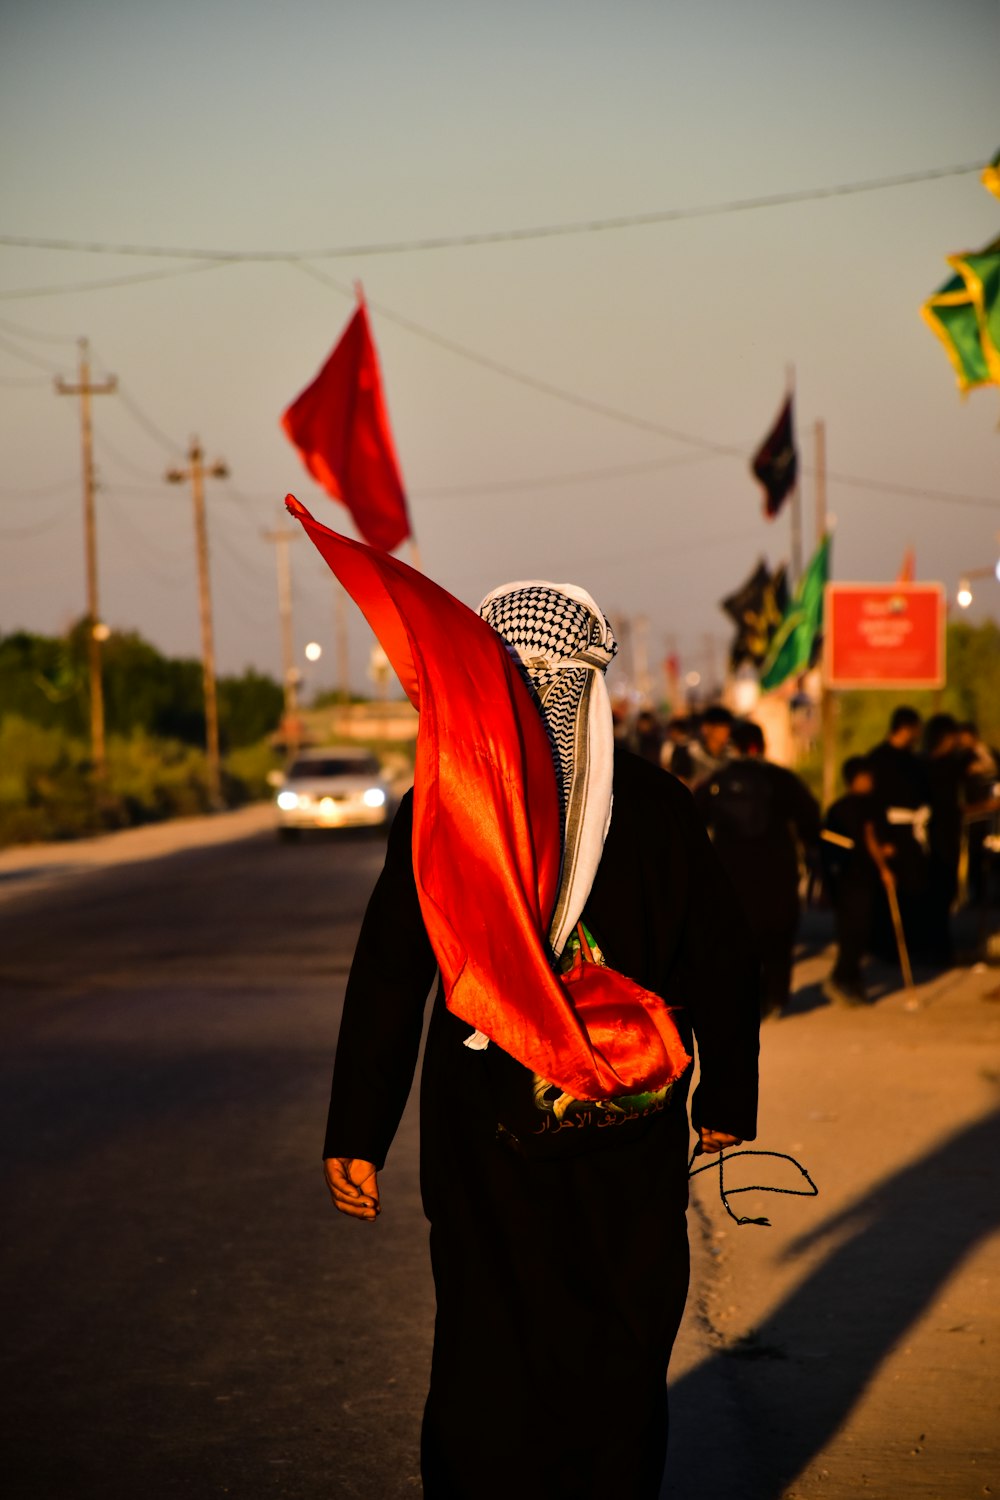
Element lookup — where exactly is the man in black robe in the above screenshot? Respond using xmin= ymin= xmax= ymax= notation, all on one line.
xmin=821 ymin=756 xmax=890 ymax=1005
xmin=321 ymin=584 xmax=760 ymax=1500
xmin=696 ymin=719 xmax=820 ymax=1017
xmin=866 ymin=706 xmax=931 ymax=961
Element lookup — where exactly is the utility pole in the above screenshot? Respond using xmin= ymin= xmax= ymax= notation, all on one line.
xmin=166 ymin=439 xmax=228 ymax=809
xmin=55 ymin=339 xmax=116 ymax=789
xmin=633 ymin=615 xmax=651 ymax=705
xmin=815 ymin=418 xmax=837 ymax=808
xmin=334 ymin=581 xmax=351 ymax=708
xmin=263 ymin=525 xmax=300 ymax=751
xmin=787 ymin=364 xmax=803 ymax=587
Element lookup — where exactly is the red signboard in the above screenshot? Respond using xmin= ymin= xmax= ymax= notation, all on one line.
xmin=825 ymin=583 xmax=945 ymax=689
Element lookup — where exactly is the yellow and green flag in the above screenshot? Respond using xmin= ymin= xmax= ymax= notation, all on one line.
xmin=921 ymin=148 xmax=1000 ymax=394
xmin=760 ymin=534 xmax=830 ymax=692
xmin=922 ymin=238 xmax=1000 ymax=393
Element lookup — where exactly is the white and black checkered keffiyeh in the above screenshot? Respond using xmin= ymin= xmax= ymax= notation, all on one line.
xmin=478 ymin=580 xmax=617 ymax=960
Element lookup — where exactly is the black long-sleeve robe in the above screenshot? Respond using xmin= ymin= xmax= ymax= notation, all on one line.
xmin=324 ymin=746 xmax=759 ymax=1500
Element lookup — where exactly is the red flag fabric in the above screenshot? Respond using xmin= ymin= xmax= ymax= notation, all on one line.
xmin=284 ymin=493 xmax=690 ymax=1101
xmin=281 ymin=293 xmax=411 ymax=552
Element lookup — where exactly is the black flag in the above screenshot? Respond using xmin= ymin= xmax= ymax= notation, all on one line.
xmin=751 ymin=394 xmax=797 ymax=518
xmin=721 ymin=559 xmax=789 ymax=667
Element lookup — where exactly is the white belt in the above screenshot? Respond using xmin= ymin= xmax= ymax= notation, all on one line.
xmin=886 ymin=805 xmax=931 ymax=850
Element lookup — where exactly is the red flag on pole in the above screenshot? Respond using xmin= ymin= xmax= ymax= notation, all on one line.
xmin=283 ymin=493 xmax=689 ymax=1102
xmin=281 ymin=290 xmax=411 ymax=553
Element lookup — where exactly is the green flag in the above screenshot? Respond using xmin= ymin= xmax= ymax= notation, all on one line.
xmin=760 ymin=534 xmax=830 ymax=692
xmin=922 ymin=236 xmax=1000 ymax=394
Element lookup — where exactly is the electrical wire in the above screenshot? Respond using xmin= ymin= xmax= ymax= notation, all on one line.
xmin=0 ymin=513 xmax=68 ymax=540
xmin=0 ymin=330 xmax=64 ymax=373
xmin=0 ymin=477 xmax=77 ymax=498
xmin=295 ymin=263 xmax=1000 ymax=511
xmin=824 ymin=469 xmax=999 ymax=510
xmin=0 ymin=314 xmax=78 ymax=344
xmin=93 ymin=428 xmax=165 ymax=485
xmin=210 ymin=526 xmax=272 ymax=584
xmin=0 ymin=159 xmax=983 ymax=262
xmin=113 ymin=383 xmax=185 ymax=455
xmin=100 ymin=490 xmax=189 ymax=582
xmin=412 ymin=448 xmax=722 ymax=499
xmin=295 ymin=261 xmax=746 ymax=458
xmin=0 ymin=260 xmax=228 ymax=303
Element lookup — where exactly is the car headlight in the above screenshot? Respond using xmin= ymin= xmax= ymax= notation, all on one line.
xmin=276 ymin=790 xmax=298 ymax=811
xmin=363 ymin=787 xmax=387 ymax=808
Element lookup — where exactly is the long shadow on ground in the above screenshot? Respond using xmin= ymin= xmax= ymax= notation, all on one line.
xmin=663 ymin=1103 xmax=1000 ymax=1498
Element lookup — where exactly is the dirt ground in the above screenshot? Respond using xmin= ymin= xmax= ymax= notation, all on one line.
xmin=668 ymin=921 xmax=1000 ymax=1499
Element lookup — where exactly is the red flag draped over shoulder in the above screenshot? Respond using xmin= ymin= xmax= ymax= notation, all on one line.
xmin=285 ymin=494 xmax=689 ymax=1101
xmin=281 ymin=292 xmax=411 ymax=553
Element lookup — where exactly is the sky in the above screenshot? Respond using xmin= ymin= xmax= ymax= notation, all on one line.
xmin=1 ymin=0 xmax=998 ymax=698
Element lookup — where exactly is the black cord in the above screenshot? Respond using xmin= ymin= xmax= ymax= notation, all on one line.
xmin=688 ymin=1147 xmax=819 ymax=1227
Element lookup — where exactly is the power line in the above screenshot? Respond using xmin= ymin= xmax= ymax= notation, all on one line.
xmin=114 ymin=382 xmax=185 ymax=455
xmin=101 ymin=490 xmax=188 ymax=580
xmin=0 ymin=330 xmax=65 ymax=373
xmin=93 ymin=428 xmax=164 ymax=485
xmin=824 ymin=468 xmax=999 ymax=510
xmin=295 ymin=263 xmax=1000 ymax=511
xmin=0 ymin=477 xmax=77 ymax=498
xmin=295 ymin=261 xmax=745 ymax=458
xmin=0 ymin=260 xmax=228 ymax=303
xmin=0 ymin=314 xmax=78 ymax=344
xmin=0 ymin=513 xmax=68 ymax=540
xmin=0 ymin=159 xmax=984 ymax=263
xmin=413 ymin=448 xmax=721 ymax=499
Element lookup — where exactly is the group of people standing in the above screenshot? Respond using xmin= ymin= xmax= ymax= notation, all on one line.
xmin=627 ymin=703 xmax=999 ymax=1014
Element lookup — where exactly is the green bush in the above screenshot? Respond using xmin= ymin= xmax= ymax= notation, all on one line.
xmin=0 ymin=719 xmax=283 ymax=848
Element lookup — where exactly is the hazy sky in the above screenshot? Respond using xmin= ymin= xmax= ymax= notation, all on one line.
xmin=1 ymin=0 xmax=998 ymax=695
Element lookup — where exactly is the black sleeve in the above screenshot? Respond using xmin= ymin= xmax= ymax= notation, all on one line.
xmin=322 ymin=791 xmax=439 ymax=1168
xmin=780 ymin=766 xmax=822 ymax=848
xmin=669 ymin=785 xmax=760 ymax=1141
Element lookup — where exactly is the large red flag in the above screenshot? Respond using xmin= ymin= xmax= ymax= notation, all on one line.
xmin=281 ymin=292 xmax=411 ymax=552
xmin=284 ymin=493 xmax=689 ymax=1102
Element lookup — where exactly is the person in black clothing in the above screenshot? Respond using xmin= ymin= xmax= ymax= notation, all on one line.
xmin=321 ymin=582 xmax=760 ymax=1500
xmin=632 ymin=707 xmax=664 ymax=765
xmin=821 ymin=756 xmax=893 ymax=1006
xmin=866 ymin=706 xmax=931 ymax=961
xmin=956 ymin=721 xmax=1000 ymax=907
xmin=923 ymin=713 xmax=964 ymax=966
xmin=696 ymin=719 xmax=820 ymax=1018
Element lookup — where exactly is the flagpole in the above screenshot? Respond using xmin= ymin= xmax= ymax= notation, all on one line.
xmin=334 ymin=580 xmax=350 ymax=731
xmin=788 ymin=364 xmax=803 ymax=587
xmin=815 ymin=418 xmax=837 ymax=808
xmin=408 ymin=538 xmax=423 ymax=573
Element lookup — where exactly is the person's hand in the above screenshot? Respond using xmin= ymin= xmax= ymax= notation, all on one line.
xmin=694 ymin=1127 xmax=743 ymax=1156
xmin=324 ymin=1157 xmax=380 ymax=1221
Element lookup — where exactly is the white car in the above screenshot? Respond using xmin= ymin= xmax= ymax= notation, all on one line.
xmin=275 ymin=748 xmax=393 ymax=837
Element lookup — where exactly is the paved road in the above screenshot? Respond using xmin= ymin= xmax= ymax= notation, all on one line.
xmin=1 ymin=825 xmax=433 ymax=1500
xmin=2 ymin=819 xmax=998 ymax=1499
